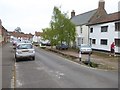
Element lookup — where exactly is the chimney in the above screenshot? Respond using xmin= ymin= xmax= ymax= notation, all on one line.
xmin=71 ymin=10 xmax=75 ymax=18
xmin=98 ymin=0 xmax=105 ymax=9
xmin=0 ymin=19 xmax=2 ymax=26
xmin=0 ymin=19 xmax=2 ymax=29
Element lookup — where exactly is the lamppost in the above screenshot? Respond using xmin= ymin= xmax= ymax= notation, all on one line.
xmin=88 ymin=38 xmax=92 ymax=65
xmin=77 ymin=35 xmax=82 ymax=62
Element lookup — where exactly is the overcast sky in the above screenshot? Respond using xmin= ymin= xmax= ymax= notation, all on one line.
xmin=0 ymin=0 xmax=119 ymax=34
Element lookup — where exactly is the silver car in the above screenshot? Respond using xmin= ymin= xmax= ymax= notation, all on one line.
xmin=15 ymin=43 xmax=35 ymax=62
xmin=79 ymin=44 xmax=92 ymax=54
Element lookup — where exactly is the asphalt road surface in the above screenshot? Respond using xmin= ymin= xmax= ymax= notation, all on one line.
xmin=15 ymin=46 xmax=118 ymax=88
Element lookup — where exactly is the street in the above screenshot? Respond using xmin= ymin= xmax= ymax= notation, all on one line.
xmin=2 ymin=43 xmax=118 ymax=88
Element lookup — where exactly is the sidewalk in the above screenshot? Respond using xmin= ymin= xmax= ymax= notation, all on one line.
xmin=45 ymin=46 xmax=118 ymax=70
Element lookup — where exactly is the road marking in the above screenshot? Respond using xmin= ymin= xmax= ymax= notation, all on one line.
xmin=11 ymin=62 xmax=16 ymax=88
xmin=16 ymin=80 xmax=23 ymax=87
xmin=55 ymin=71 xmax=64 ymax=79
xmin=36 ymin=67 xmax=45 ymax=70
xmin=11 ymin=73 xmax=14 ymax=88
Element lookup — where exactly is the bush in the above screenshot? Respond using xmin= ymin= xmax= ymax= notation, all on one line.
xmin=82 ymin=61 xmax=99 ymax=68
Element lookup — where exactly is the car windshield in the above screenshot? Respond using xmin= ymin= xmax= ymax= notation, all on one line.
xmin=17 ymin=44 xmax=33 ymax=49
xmin=82 ymin=45 xmax=89 ymax=47
xmin=80 ymin=45 xmax=90 ymax=48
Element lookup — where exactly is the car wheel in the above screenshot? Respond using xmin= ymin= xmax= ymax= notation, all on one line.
xmin=15 ymin=55 xmax=19 ymax=62
xmin=32 ymin=56 xmax=35 ymax=60
xmin=16 ymin=58 xmax=19 ymax=62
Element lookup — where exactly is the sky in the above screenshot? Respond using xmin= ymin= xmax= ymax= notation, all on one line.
xmin=0 ymin=0 xmax=120 ymax=34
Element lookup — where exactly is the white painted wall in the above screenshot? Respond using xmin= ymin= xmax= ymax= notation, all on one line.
xmin=82 ymin=25 xmax=89 ymax=44
xmin=75 ymin=25 xmax=89 ymax=47
xmin=90 ymin=22 xmax=120 ymax=53
xmin=33 ymin=35 xmax=43 ymax=43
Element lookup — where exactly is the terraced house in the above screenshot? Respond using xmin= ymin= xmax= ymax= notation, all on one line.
xmin=71 ymin=0 xmax=120 ymax=54
xmin=71 ymin=0 xmax=107 ymax=47
xmin=88 ymin=8 xmax=120 ymax=53
xmin=0 ymin=19 xmax=8 ymax=46
xmin=9 ymin=31 xmax=33 ymax=41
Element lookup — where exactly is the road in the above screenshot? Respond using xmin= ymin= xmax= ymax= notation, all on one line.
xmin=15 ymin=45 xmax=118 ymax=88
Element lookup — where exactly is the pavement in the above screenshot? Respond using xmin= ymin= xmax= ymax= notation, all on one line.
xmin=1 ymin=43 xmax=15 ymax=88
xmin=45 ymin=46 xmax=118 ymax=70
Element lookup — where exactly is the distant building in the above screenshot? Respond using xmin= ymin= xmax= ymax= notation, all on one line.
xmin=0 ymin=19 xmax=8 ymax=45
xmin=33 ymin=31 xmax=43 ymax=42
xmin=9 ymin=31 xmax=33 ymax=41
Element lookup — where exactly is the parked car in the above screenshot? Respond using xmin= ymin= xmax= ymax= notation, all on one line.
xmin=39 ymin=43 xmax=46 ymax=49
xmin=21 ymin=40 xmax=32 ymax=43
xmin=33 ymin=42 xmax=39 ymax=46
xmin=79 ymin=44 xmax=92 ymax=54
xmin=15 ymin=43 xmax=35 ymax=62
xmin=56 ymin=44 xmax=68 ymax=50
xmin=40 ymin=41 xmax=51 ymax=46
xmin=12 ymin=39 xmax=21 ymax=49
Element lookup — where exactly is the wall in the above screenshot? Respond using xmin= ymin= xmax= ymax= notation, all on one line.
xmin=90 ymin=21 xmax=120 ymax=53
xmin=75 ymin=25 xmax=89 ymax=47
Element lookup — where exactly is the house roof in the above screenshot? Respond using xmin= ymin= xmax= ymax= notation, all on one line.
xmin=88 ymin=11 xmax=120 ymax=25
xmin=71 ymin=9 xmax=97 ymax=26
xmin=35 ymin=32 xmax=43 ymax=36
xmin=9 ymin=31 xmax=33 ymax=38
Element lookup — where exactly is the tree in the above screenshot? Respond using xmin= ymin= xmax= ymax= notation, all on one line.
xmin=51 ymin=6 xmax=76 ymax=47
xmin=14 ymin=27 xmax=21 ymax=32
xmin=41 ymin=6 xmax=76 ymax=47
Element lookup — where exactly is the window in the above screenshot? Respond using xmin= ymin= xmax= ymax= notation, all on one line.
xmin=92 ymin=39 xmax=96 ymax=44
xmin=115 ymin=39 xmax=120 ymax=47
xmin=80 ymin=27 xmax=82 ymax=33
xmin=101 ymin=26 xmax=108 ymax=32
xmin=115 ymin=22 xmax=120 ymax=31
xmin=100 ymin=39 xmax=107 ymax=45
xmin=82 ymin=38 xmax=83 ymax=44
xmin=90 ymin=28 xmax=93 ymax=33
xmin=17 ymin=44 xmax=33 ymax=49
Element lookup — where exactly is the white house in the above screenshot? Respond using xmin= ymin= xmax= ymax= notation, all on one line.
xmin=33 ymin=32 xmax=42 ymax=43
xmin=88 ymin=10 xmax=120 ymax=53
xmin=70 ymin=0 xmax=107 ymax=47
xmin=71 ymin=10 xmax=97 ymax=47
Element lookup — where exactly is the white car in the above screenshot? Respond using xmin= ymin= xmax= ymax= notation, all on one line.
xmin=15 ymin=43 xmax=35 ymax=62
xmin=39 ymin=43 xmax=46 ymax=49
xmin=79 ymin=44 xmax=92 ymax=54
xmin=12 ymin=39 xmax=21 ymax=49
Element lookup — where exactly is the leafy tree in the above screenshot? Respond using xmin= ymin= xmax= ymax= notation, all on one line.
xmin=14 ymin=27 xmax=21 ymax=32
xmin=41 ymin=6 xmax=76 ymax=47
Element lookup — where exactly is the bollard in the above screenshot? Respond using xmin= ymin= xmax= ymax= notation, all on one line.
xmin=88 ymin=52 xmax=91 ymax=65
xmin=79 ymin=51 xmax=82 ymax=61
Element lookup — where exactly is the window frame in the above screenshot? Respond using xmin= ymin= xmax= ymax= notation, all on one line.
xmin=80 ymin=27 xmax=82 ymax=33
xmin=115 ymin=38 xmax=120 ymax=47
xmin=100 ymin=39 xmax=108 ymax=45
xmin=92 ymin=39 xmax=96 ymax=44
xmin=115 ymin=22 xmax=120 ymax=31
xmin=101 ymin=26 xmax=108 ymax=32
xmin=90 ymin=28 xmax=93 ymax=33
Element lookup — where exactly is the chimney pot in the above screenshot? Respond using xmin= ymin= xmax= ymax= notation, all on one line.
xmin=98 ymin=0 xmax=105 ymax=9
xmin=71 ymin=10 xmax=75 ymax=18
